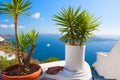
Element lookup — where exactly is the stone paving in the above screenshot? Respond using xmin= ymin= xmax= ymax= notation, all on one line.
xmin=40 ymin=78 xmax=56 ymax=80
xmin=40 ymin=70 xmax=117 ymax=80
xmin=40 ymin=70 xmax=106 ymax=80
xmin=0 ymin=70 xmax=116 ymax=80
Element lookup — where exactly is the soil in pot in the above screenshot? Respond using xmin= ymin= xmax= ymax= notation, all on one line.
xmin=1 ymin=64 xmax=42 ymax=80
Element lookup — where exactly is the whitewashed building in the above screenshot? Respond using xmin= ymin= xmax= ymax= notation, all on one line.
xmin=0 ymin=51 xmax=15 ymax=60
xmin=0 ymin=36 xmax=5 ymax=42
xmin=93 ymin=39 xmax=120 ymax=80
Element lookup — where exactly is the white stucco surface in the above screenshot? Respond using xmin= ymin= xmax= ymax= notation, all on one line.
xmin=6 ymin=54 xmax=16 ymax=60
xmin=93 ymin=39 xmax=120 ymax=80
xmin=40 ymin=61 xmax=92 ymax=80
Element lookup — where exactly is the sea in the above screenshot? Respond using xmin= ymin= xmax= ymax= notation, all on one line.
xmin=7 ymin=34 xmax=119 ymax=66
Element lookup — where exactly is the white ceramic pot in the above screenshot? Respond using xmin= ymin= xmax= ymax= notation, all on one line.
xmin=65 ymin=44 xmax=85 ymax=72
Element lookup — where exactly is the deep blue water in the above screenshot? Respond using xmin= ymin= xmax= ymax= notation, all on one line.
xmin=8 ymin=34 xmax=118 ymax=66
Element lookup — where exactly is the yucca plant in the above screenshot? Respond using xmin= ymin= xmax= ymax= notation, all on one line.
xmin=53 ymin=7 xmax=100 ymax=78
xmin=74 ymin=11 xmax=100 ymax=46
xmin=25 ymin=29 xmax=39 ymax=65
xmin=53 ymin=6 xmax=82 ymax=45
xmin=0 ymin=0 xmax=32 ymax=75
xmin=10 ymin=29 xmax=39 ymax=75
xmin=53 ymin=6 xmax=100 ymax=46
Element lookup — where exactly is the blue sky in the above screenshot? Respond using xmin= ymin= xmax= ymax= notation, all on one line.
xmin=0 ymin=0 xmax=120 ymax=36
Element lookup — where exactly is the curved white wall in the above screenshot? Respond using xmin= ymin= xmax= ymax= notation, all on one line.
xmin=93 ymin=39 xmax=120 ymax=80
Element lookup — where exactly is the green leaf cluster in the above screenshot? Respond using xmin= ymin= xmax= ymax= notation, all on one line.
xmin=0 ymin=0 xmax=32 ymax=19
xmin=41 ymin=57 xmax=60 ymax=64
xmin=11 ymin=29 xmax=39 ymax=53
xmin=19 ymin=29 xmax=39 ymax=53
xmin=53 ymin=6 xmax=100 ymax=46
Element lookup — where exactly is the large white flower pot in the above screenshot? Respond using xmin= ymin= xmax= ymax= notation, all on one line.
xmin=65 ymin=44 xmax=85 ymax=71
xmin=62 ymin=44 xmax=92 ymax=79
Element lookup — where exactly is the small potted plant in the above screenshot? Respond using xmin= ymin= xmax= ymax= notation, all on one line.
xmin=0 ymin=0 xmax=42 ymax=80
xmin=1 ymin=30 xmax=42 ymax=80
xmin=53 ymin=6 xmax=100 ymax=79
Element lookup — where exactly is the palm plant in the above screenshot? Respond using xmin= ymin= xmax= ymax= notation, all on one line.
xmin=74 ymin=11 xmax=100 ymax=46
xmin=18 ymin=32 xmax=30 ymax=52
xmin=53 ymin=6 xmax=82 ymax=45
xmin=25 ymin=29 xmax=39 ymax=65
xmin=0 ymin=0 xmax=31 ymax=74
xmin=13 ymin=29 xmax=39 ymax=75
xmin=53 ymin=6 xmax=100 ymax=46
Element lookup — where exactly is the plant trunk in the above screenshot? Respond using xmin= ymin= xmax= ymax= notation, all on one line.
xmin=71 ymin=36 xmax=74 ymax=45
xmin=70 ymin=27 xmax=74 ymax=45
xmin=80 ymin=34 xmax=84 ymax=46
xmin=25 ymin=44 xmax=36 ymax=65
xmin=14 ymin=14 xmax=24 ymax=74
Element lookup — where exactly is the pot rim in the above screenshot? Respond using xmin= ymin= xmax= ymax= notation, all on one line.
xmin=65 ymin=44 xmax=85 ymax=46
xmin=1 ymin=63 xmax=42 ymax=78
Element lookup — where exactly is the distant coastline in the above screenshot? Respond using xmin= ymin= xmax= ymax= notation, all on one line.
xmin=0 ymin=34 xmax=14 ymax=39
xmin=0 ymin=34 xmax=118 ymax=42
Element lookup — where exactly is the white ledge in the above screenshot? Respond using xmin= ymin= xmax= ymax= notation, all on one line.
xmin=97 ymin=52 xmax=109 ymax=57
xmin=39 ymin=61 xmax=92 ymax=80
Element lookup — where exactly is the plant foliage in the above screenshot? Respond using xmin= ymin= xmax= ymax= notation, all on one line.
xmin=41 ymin=57 xmax=60 ymax=64
xmin=53 ymin=6 xmax=100 ymax=46
xmin=0 ymin=0 xmax=32 ymax=75
xmin=0 ymin=0 xmax=32 ymax=18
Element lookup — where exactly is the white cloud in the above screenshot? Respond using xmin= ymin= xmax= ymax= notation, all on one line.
xmin=4 ymin=20 xmax=9 ymax=22
xmin=19 ymin=25 xmax=25 ymax=29
xmin=0 ymin=24 xmax=8 ymax=28
xmin=31 ymin=12 xmax=40 ymax=19
xmin=9 ymin=24 xmax=14 ymax=28
xmin=0 ymin=20 xmax=9 ymax=22
xmin=0 ymin=24 xmax=25 ymax=29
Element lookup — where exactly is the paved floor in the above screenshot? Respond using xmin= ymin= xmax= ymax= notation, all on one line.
xmin=0 ymin=70 xmax=116 ymax=80
xmin=40 ymin=78 xmax=56 ymax=80
xmin=0 ymin=71 xmax=104 ymax=80
xmin=40 ymin=70 xmax=105 ymax=80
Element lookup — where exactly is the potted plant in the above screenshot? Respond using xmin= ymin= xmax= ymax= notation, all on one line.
xmin=1 ymin=30 xmax=42 ymax=80
xmin=0 ymin=0 xmax=42 ymax=80
xmin=53 ymin=6 xmax=100 ymax=79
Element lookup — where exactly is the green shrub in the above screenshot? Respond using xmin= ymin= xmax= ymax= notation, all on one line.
xmin=41 ymin=57 xmax=60 ymax=64
xmin=91 ymin=66 xmax=95 ymax=70
xmin=0 ymin=56 xmax=18 ymax=70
